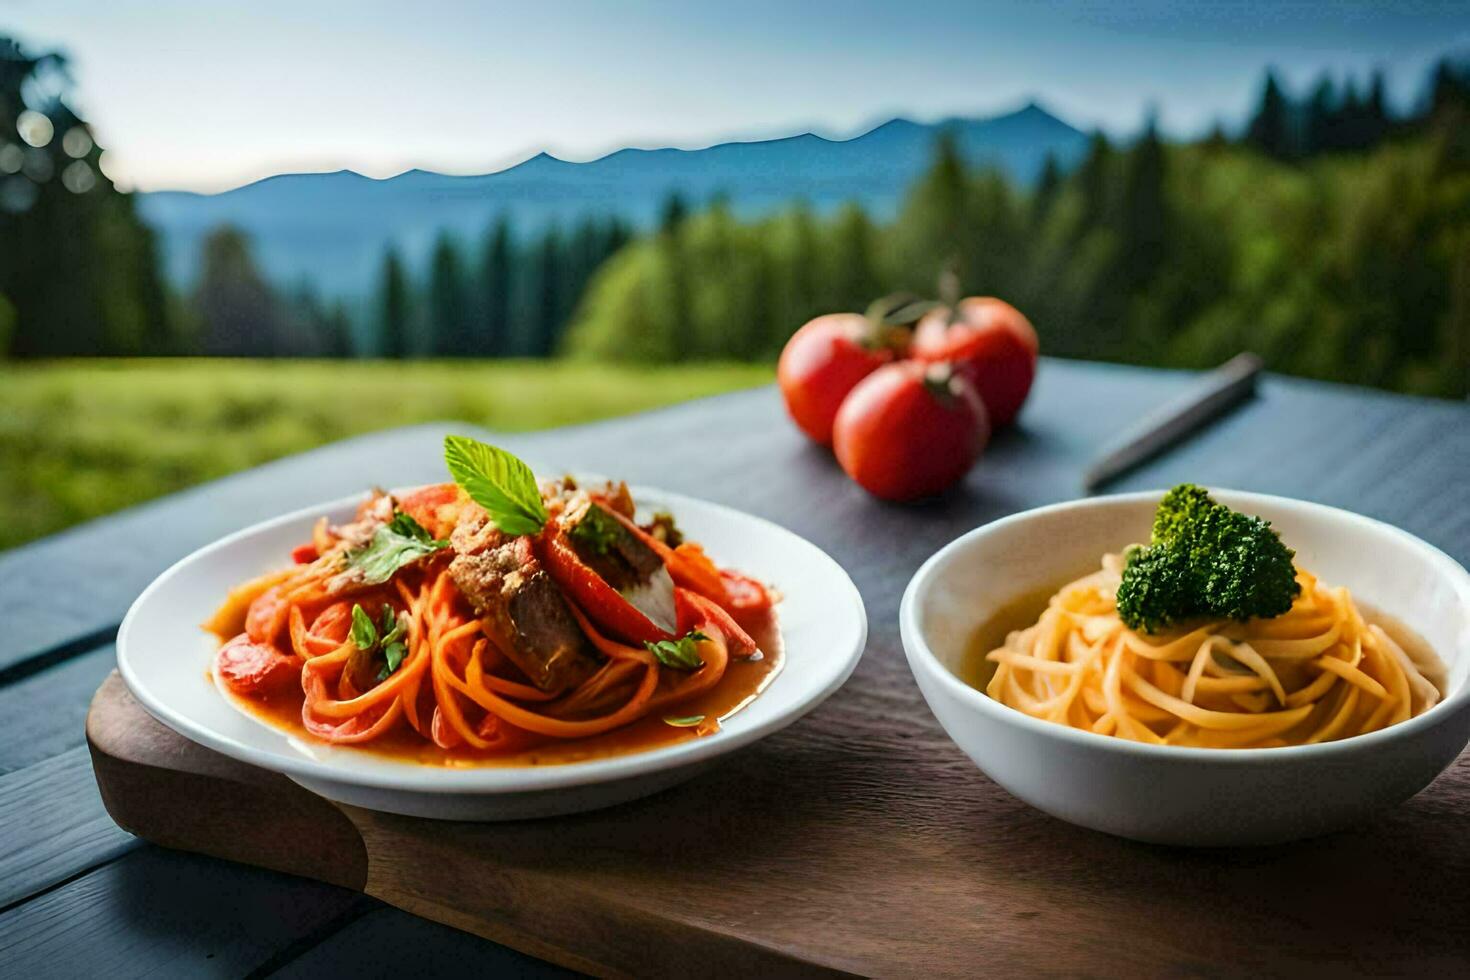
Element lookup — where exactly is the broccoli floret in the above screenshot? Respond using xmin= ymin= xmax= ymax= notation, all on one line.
xmin=1150 ymin=483 xmax=1215 ymax=547
xmin=1114 ymin=543 xmax=1196 ymax=632
xmin=1116 ymin=485 xmax=1300 ymax=633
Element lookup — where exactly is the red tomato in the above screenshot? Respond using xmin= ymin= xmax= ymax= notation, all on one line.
xmin=778 ymin=313 xmax=902 ymax=446
xmin=832 ymin=361 xmax=989 ymax=501
xmin=911 ymin=297 xmax=1037 ymax=428
xmin=245 ymin=586 xmax=290 ymax=645
xmin=217 ymin=634 xmax=303 ymax=697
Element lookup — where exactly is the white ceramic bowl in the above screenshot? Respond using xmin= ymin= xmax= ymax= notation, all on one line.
xmin=119 ymin=484 xmax=866 ymax=821
xmin=901 ymin=490 xmax=1470 ymax=846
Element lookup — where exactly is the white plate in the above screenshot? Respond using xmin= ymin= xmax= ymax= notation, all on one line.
xmin=118 ymin=484 xmax=866 ymax=820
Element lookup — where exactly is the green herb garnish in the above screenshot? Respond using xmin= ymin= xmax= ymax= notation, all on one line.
xmin=662 ymin=714 xmax=706 ymax=728
xmin=345 ymin=510 xmax=449 ymax=585
xmin=350 ymin=603 xmax=378 ymax=650
xmin=645 ymin=629 xmax=710 ymax=671
xmin=568 ymin=503 xmax=623 ymax=556
xmin=349 ymin=602 xmax=409 ymax=683
xmin=443 ymin=435 xmax=548 ymax=536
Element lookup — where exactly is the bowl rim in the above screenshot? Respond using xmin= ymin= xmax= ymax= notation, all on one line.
xmin=118 ymin=482 xmax=868 ymax=795
xmin=900 ymin=488 xmax=1470 ymax=764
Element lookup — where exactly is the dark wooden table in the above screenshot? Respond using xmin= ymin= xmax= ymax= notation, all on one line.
xmin=3 ymin=359 xmax=1467 ymax=977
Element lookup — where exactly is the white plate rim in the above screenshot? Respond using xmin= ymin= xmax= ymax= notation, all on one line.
xmin=117 ymin=483 xmax=867 ymax=795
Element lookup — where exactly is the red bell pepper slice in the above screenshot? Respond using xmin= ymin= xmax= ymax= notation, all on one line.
xmin=598 ymin=507 xmax=734 ymax=605
xmin=675 ymin=588 xmax=757 ymax=659
xmin=540 ymin=528 xmax=676 ymax=645
xmin=720 ymin=570 xmax=772 ymax=615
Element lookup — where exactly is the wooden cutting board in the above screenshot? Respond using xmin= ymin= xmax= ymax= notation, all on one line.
xmin=88 ymin=670 xmax=1470 ymax=977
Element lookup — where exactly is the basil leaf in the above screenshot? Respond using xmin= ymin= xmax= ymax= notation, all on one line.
xmin=645 ymin=629 xmax=709 ymax=671
xmin=443 ymin=436 xmax=548 ymax=537
xmin=376 ymin=640 xmax=407 ymax=682
xmin=663 ymin=714 xmax=706 ymax=728
xmin=345 ymin=511 xmax=449 ymax=585
xmin=349 ymin=603 xmax=378 ymax=651
xmin=380 ymin=610 xmax=406 ymax=647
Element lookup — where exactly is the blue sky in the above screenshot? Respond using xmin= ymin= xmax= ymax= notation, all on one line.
xmin=8 ymin=0 xmax=1468 ymax=192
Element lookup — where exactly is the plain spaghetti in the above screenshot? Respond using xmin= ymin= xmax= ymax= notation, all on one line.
xmin=985 ymin=559 xmax=1442 ymax=747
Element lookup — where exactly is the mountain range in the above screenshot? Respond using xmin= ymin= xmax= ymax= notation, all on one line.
xmin=136 ymin=103 xmax=1088 ymax=296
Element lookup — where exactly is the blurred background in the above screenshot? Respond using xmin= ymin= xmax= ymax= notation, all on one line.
xmin=2 ymin=1 xmax=1467 ymax=549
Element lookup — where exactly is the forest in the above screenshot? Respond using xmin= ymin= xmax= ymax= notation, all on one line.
xmin=2 ymin=35 xmax=1468 ymax=399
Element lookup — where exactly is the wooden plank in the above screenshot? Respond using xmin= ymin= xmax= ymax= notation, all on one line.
xmin=265 ymin=906 xmax=580 ymax=979
xmin=0 ymin=644 xmax=117 ymax=773
xmin=0 ymin=846 xmax=371 ymax=979
xmin=88 ymin=673 xmax=1470 ymax=977
xmin=86 ymin=672 xmax=368 ymax=893
xmin=0 ymin=746 xmax=137 ymax=909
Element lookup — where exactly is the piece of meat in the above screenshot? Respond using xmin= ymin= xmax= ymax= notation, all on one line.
xmin=450 ymin=501 xmax=506 ymax=557
xmin=564 ymin=496 xmax=663 ymax=591
xmin=448 ymin=535 xmax=598 ymax=693
xmin=562 ymin=495 xmax=678 ymax=634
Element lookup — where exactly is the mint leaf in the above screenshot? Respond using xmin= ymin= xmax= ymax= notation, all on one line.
xmin=645 ymin=629 xmax=710 ymax=671
xmin=349 ymin=603 xmax=378 ymax=651
xmin=443 ymin=436 xmax=548 ymax=537
xmin=346 ymin=511 xmax=449 ymax=585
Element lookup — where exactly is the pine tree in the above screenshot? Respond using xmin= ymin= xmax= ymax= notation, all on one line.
xmin=789 ymin=202 xmax=821 ymax=326
xmin=1075 ymin=130 xmax=1113 ymax=231
xmin=1365 ymin=69 xmax=1391 ymax=146
xmin=0 ymin=291 xmax=15 ymax=356
xmin=1 ymin=36 xmax=172 ymax=357
xmin=831 ymin=202 xmax=878 ymax=314
xmin=1032 ymin=152 xmax=1062 ymax=221
xmin=1119 ymin=114 xmax=1169 ymax=349
xmin=531 ymin=226 xmax=564 ymax=357
xmin=1304 ymin=74 xmax=1336 ymax=156
xmin=481 ymin=216 xmax=513 ymax=357
xmin=1338 ymin=78 xmax=1367 ymax=151
xmin=606 ymin=216 xmax=633 ymax=254
xmin=377 ymin=247 xmax=410 ymax=358
xmin=1426 ymin=59 xmax=1469 ymax=118
xmin=193 ymin=227 xmax=284 ymax=356
xmin=428 ymin=233 xmax=469 ymax=357
xmin=657 ymin=192 xmax=692 ymax=360
xmin=660 ymin=193 xmax=689 ymax=235
xmin=1245 ymin=69 xmax=1294 ymax=160
xmin=321 ymin=301 xmax=353 ymax=358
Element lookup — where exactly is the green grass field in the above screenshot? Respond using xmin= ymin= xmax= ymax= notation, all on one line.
xmin=0 ymin=359 xmax=772 ymax=551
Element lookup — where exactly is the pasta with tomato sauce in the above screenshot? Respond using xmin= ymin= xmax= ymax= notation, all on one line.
xmin=205 ymin=438 xmax=778 ymax=763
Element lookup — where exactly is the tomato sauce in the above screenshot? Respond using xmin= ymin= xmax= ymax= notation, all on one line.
xmin=216 ymin=608 xmax=784 ymax=768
